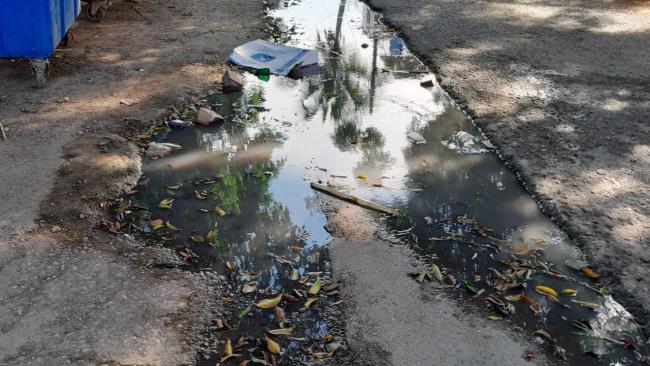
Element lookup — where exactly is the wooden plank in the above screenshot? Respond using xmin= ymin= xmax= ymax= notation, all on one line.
xmin=310 ymin=182 xmax=403 ymax=216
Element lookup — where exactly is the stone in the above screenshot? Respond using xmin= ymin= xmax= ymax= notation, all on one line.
xmin=221 ymin=70 xmax=245 ymax=92
xmin=196 ymin=107 xmax=224 ymax=126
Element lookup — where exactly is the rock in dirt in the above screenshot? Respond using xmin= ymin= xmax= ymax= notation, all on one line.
xmin=222 ymin=70 xmax=245 ymax=92
xmin=196 ymin=107 xmax=224 ymax=126
xmin=147 ymin=142 xmax=182 ymax=157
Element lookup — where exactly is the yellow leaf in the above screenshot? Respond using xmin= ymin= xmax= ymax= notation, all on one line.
xmin=580 ymin=267 xmax=600 ymax=279
xmin=488 ymin=315 xmax=502 ymax=321
xmin=357 ymin=174 xmax=367 ymax=180
xmin=561 ymin=289 xmax=577 ymax=296
xmin=290 ymin=269 xmax=299 ymax=281
xmin=304 ymin=297 xmax=317 ymax=308
xmin=267 ymin=327 xmax=294 ymax=335
xmin=290 ymin=245 xmax=302 ymax=252
xmin=166 ymin=222 xmax=180 ymax=231
xmin=256 ymin=294 xmax=282 ymax=309
xmin=535 ymin=285 xmax=558 ymax=297
xmin=308 ymin=276 xmax=321 ymax=295
xmin=191 ymin=235 xmax=205 ymax=243
xmin=265 ymin=336 xmax=281 ymax=354
xmin=226 ymin=261 xmax=236 ymax=270
xmin=505 ymin=294 xmax=522 ymax=302
xmin=214 ymin=207 xmax=226 ymax=216
xmin=224 ymin=337 xmax=233 ymax=356
xmin=206 ymin=230 xmax=215 ymax=239
xmin=158 ymin=198 xmax=174 ymax=209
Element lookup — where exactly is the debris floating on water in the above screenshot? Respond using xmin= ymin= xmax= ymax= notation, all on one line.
xmin=407 ymin=131 xmax=427 ymax=144
xmin=146 ymin=142 xmax=182 ymax=157
xmin=310 ymin=181 xmax=402 ymax=216
xmin=196 ymin=107 xmax=224 ymax=126
xmin=228 ymin=39 xmax=318 ymax=76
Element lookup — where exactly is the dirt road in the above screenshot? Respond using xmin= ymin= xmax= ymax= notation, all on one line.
xmin=0 ymin=0 xmax=262 ymax=364
xmin=363 ymin=0 xmax=650 ymax=324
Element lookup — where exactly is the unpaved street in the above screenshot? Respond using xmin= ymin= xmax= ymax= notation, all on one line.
xmin=0 ymin=0 xmax=262 ymax=364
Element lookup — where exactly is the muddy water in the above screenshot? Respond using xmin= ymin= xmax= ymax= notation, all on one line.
xmin=124 ymin=0 xmax=648 ymax=364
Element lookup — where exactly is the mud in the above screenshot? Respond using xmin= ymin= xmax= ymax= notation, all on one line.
xmin=361 ymin=0 xmax=650 ymax=325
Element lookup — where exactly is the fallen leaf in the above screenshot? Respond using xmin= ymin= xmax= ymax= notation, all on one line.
xmin=308 ymin=276 xmax=321 ymax=295
xmin=580 ymin=267 xmax=600 ymax=279
xmin=304 ymin=297 xmax=317 ymax=308
xmin=265 ymin=336 xmax=281 ymax=354
xmin=290 ymin=269 xmax=299 ymax=280
xmin=267 ymin=327 xmax=294 ymax=335
xmin=431 ymin=264 xmax=443 ymax=282
xmin=533 ymin=329 xmax=553 ymax=341
xmin=226 ymin=261 xmax=237 ymax=270
xmin=222 ymin=296 xmax=234 ymax=303
xmin=561 ymin=289 xmax=577 ymax=296
xmin=535 ymin=285 xmax=558 ymax=297
xmin=191 ymin=235 xmax=205 ymax=243
xmin=214 ymin=207 xmax=226 ymax=216
xmin=239 ymin=305 xmax=252 ymax=318
xmin=206 ymin=230 xmax=215 ymax=239
xmin=158 ymin=198 xmax=174 ymax=209
xmin=290 ymin=245 xmax=302 ymax=252
xmin=150 ymin=219 xmax=164 ymax=230
xmin=464 ymin=281 xmax=478 ymax=294
xmin=219 ymin=338 xmax=242 ymax=362
xmin=195 ymin=190 xmax=208 ymax=200
xmin=487 ymin=315 xmax=502 ymax=321
xmin=274 ymin=306 xmax=285 ymax=323
xmin=166 ymin=221 xmax=180 ymax=231
xmin=242 ymin=282 xmax=258 ymax=294
xmin=249 ymin=354 xmax=270 ymax=365
xmin=356 ymin=174 xmax=367 ymax=180
xmin=256 ymin=294 xmax=282 ymax=309
xmin=505 ymin=294 xmax=522 ymax=302
xmin=571 ymin=299 xmax=601 ymax=310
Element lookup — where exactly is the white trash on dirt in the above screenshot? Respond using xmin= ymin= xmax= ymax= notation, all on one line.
xmin=441 ymin=131 xmax=491 ymax=154
xmin=228 ymin=39 xmax=318 ymax=76
xmin=146 ymin=142 xmax=182 ymax=157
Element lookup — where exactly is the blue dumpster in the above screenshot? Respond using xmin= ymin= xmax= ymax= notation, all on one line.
xmin=0 ymin=0 xmax=80 ymax=86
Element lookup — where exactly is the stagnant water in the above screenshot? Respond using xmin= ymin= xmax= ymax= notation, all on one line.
xmin=116 ymin=0 xmax=648 ymax=364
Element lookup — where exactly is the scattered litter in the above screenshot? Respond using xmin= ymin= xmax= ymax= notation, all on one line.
xmin=229 ymin=39 xmax=318 ymax=76
xmin=196 ymin=107 xmax=224 ymax=126
xmin=419 ymin=74 xmax=436 ymax=87
xmin=166 ymin=119 xmax=189 ymax=129
xmin=146 ymin=142 xmax=182 ymax=157
xmin=441 ymin=131 xmax=490 ymax=154
xmin=407 ymin=131 xmax=426 ymax=144
xmin=310 ymin=182 xmax=402 ymax=216
xmin=222 ymin=70 xmax=245 ymax=92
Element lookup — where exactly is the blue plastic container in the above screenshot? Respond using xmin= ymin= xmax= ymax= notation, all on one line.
xmin=0 ymin=0 xmax=80 ymax=59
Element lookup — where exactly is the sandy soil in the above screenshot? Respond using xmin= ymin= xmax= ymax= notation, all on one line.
xmin=362 ymin=0 xmax=650 ymax=325
xmin=0 ymin=0 xmax=263 ymax=364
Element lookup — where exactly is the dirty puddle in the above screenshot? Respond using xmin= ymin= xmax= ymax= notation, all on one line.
xmin=113 ymin=0 xmax=648 ymax=364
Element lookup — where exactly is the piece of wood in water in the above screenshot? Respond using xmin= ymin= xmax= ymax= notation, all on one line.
xmin=310 ymin=182 xmax=402 ymax=216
